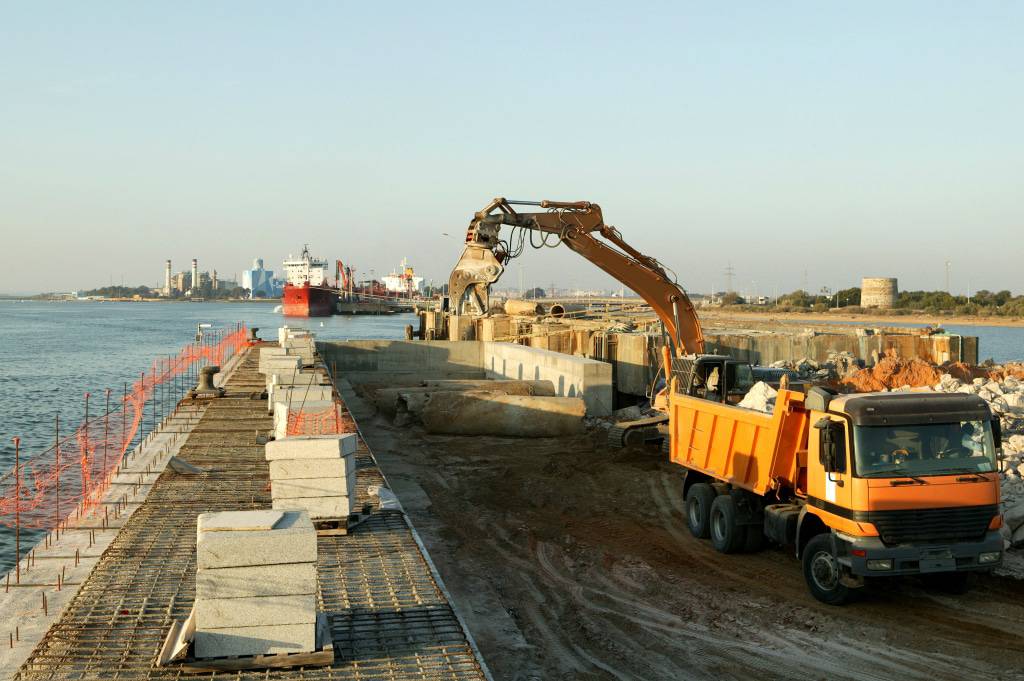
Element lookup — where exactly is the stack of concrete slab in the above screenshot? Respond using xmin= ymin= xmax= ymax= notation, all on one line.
xmin=278 ymin=326 xmax=309 ymax=345
xmin=282 ymin=335 xmax=316 ymax=367
xmin=266 ymin=435 xmax=357 ymax=520
xmin=268 ymin=373 xmax=332 ymax=410
xmin=259 ymin=347 xmax=302 ymax=377
xmin=194 ymin=510 xmax=318 ymax=659
xmin=272 ymin=398 xmax=338 ymax=440
xmin=269 ymin=384 xmax=335 ymax=415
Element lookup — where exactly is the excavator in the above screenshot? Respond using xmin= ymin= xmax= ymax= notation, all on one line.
xmin=445 ymin=198 xmax=760 ymax=446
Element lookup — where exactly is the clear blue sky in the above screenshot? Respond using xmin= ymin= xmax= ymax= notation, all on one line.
xmin=1 ymin=2 xmax=1020 ymax=296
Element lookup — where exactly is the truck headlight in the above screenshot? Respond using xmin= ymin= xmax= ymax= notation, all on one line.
xmin=979 ymin=551 xmax=1001 ymax=564
xmin=866 ymin=559 xmax=893 ymax=571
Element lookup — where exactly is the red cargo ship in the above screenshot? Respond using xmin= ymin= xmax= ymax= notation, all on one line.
xmin=281 ymin=246 xmax=337 ymax=317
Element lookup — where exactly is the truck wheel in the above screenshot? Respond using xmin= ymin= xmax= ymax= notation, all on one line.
xmin=802 ymin=534 xmax=851 ymax=605
xmin=709 ymin=495 xmax=744 ymax=553
xmin=743 ymin=525 xmax=766 ymax=553
xmin=685 ymin=483 xmax=715 ymax=539
xmin=923 ymin=572 xmax=971 ymax=595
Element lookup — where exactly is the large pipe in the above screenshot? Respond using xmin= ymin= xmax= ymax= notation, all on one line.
xmin=504 ymin=299 xmax=543 ymax=316
xmin=421 ymin=392 xmax=586 ymax=437
xmin=547 ymin=304 xmax=565 ymax=318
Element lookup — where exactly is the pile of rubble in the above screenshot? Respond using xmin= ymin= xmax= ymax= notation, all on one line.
xmin=931 ymin=372 xmax=1024 ymax=550
xmin=769 ymin=351 xmax=863 ymax=382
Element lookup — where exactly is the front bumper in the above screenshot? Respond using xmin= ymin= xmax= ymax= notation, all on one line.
xmin=834 ymin=531 xmax=1003 ymax=576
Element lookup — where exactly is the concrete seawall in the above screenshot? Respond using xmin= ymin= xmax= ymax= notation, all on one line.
xmin=318 ymin=340 xmax=614 ymax=416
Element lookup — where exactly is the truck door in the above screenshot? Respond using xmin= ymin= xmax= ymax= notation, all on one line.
xmin=808 ymin=415 xmax=853 ymax=516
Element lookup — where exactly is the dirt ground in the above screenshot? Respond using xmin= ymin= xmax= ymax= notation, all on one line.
xmin=699 ymin=308 xmax=1024 ymax=329
xmin=350 ymin=397 xmax=1024 ymax=681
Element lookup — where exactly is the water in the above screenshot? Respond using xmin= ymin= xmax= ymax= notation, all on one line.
xmin=0 ymin=300 xmax=412 ymax=571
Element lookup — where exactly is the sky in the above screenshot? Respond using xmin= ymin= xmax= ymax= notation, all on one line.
xmin=1 ymin=2 xmax=1021 ymax=296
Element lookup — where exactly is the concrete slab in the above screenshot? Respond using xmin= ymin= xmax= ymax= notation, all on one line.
xmin=272 ymin=495 xmax=352 ymax=519
xmin=198 ymin=510 xmax=284 ymax=532
xmin=195 ymin=593 xmax=316 ymax=629
xmin=265 ymin=434 xmax=357 ymax=461
xmin=195 ymin=622 xmax=316 ymax=659
xmin=197 ymin=510 xmax=316 ymax=569
xmin=268 ymin=456 xmax=355 ymax=482
xmin=196 ymin=562 xmax=317 ymax=600
xmin=269 ymin=385 xmax=335 ymax=414
xmin=271 ymin=476 xmax=353 ymax=499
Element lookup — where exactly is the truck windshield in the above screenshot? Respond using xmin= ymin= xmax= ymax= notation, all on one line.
xmin=853 ymin=421 xmax=996 ymax=478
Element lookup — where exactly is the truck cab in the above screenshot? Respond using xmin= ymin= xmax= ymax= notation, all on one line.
xmin=799 ymin=389 xmax=1003 ymax=603
xmin=668 ymin=385 xmax=1003 ymax=605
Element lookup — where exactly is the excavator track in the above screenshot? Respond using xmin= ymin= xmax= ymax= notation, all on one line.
xmin=607 ymin=414 xmax=669 ymax=449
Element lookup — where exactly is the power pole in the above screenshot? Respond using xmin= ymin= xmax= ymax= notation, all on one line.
xmin=945 ymin=260 xmax=951 ymax=293
xmin=724 ymin=263 xmax=735 ymax=293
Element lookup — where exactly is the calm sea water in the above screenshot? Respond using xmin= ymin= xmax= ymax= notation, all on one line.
xmin=0 ymin=300 xmax=412 ymax=571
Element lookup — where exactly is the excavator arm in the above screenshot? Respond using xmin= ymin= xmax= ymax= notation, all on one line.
xmin=447 ymin=198 xmax=705 ymax=355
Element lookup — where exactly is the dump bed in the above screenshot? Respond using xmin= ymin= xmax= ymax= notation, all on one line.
xmin=667 ymin=389 xmax=809 ymax=496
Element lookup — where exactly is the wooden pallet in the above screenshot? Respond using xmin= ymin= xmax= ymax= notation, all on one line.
xmin=314 ymin=508 xmax=372 ymax=536
xmin=157 ymin=610 xmax=333 ymax=673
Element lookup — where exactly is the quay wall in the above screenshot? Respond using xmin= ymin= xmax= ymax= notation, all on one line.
xmin=317 ymin=340 xmax=614 ymax=416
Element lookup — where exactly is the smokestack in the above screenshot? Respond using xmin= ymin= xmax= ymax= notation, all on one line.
xmin=164 ymin=259 xmax=172 ymax=296
xmin=191 ymin=258 xmax=199 ymax=292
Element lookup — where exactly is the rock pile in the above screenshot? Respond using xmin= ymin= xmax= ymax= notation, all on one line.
xmin=932 ymin=372 xmax=1024 ymax=549
xmin=737 ymin=381 xmax=778 ymax=414
xmin=769 ymin=351 xmax=862 ymax=382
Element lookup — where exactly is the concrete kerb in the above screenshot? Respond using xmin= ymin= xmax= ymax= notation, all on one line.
xmin=0 ymin=345 xmax=249 ymax=677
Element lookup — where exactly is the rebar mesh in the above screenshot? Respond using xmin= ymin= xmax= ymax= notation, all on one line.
xmin=15 ymin=350 xmax=486 ymax=681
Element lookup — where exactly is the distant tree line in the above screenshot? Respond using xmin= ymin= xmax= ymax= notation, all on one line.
xmin=721 ymin=287 xmax=1024 ymax=317
xmin=77 ymin=284 xmax=250 ymax=300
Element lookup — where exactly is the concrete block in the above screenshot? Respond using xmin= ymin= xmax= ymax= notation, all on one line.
xmin=269 ymin=386 xmax=335 ymax=414
xmin=195 ymin=593 xmax=316 ymax=629
xmin=195 ymin=622 xmax=316 ymax=659
xmin=271 ymin=476 xmax=354 ymax=499
xmin=272 ymin=401 xmax=338 ymax=440
xmin=269 ymin=456 xmax=355 ymax=482
xmin=196 ymin=562 xmax=317 ymax=600
xmin=260 ymin=356 xmax=302 ymax=376
xmin=265 ymin=434 xmax=357 ymax=460
xmin=197 ymin=510 xmax=316 ymax=569
xmin=272 ymin=495 xmax=353 ymax=519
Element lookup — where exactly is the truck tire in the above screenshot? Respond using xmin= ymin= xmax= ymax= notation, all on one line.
xmin=743 ymin=525 xmax=766 ymax=553
xmin=802 ymin=534 xmax=851 ymax=605
xmin=685 ymin=483 xmax=715 ymax=539
xmin=709 ymin=495 xmax=744 ymax=554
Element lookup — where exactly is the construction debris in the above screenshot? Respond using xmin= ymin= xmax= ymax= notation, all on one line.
xmin=738 ymin=381 xmax=778 ymax=414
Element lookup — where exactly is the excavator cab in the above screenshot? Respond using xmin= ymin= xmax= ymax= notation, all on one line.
xmin=671 ymin=355 xmax=756 ymax=405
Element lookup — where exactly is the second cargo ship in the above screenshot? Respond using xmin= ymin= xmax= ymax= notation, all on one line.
xmin=281 ymin=245 xmax=337 ymax=317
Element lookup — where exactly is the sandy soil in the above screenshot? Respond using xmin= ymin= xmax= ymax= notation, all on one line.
xmin=350 ymin=397 xmax=1024 ymax=681
xmin=700 ymin=309 xmax=1024 ymax=329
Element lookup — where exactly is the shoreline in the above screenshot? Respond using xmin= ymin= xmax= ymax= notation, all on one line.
xmin=699 ymin=309 xmax=1024 ymax=329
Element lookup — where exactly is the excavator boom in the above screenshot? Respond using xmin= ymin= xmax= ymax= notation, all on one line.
xmin=447 ymin=198 xmax=704 ymax=355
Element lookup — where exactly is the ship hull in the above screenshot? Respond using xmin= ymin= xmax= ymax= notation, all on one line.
xmin=282 ymin=283 xmax=336 ymax=317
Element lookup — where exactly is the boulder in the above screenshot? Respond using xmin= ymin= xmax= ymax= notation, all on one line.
xmin=738 ymin=381 xmax=778 ymax=414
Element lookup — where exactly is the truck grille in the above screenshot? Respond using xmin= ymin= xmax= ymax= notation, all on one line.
xmin=869 ymin=505 xmax=997 ymax=546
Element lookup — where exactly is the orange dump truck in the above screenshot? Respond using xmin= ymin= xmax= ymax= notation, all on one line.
xmin=668 ymin=385 xmax=1004 ymax=604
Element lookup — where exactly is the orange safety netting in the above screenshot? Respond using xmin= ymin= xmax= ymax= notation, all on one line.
xmin=286 ymin=403 xmax=357 ymax=436
xmin=0 ymin=325 xmax=248 ymax=531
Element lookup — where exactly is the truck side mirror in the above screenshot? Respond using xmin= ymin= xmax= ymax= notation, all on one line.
xmin=814 ymin=418 xmax=846 ymax=474
xmin=992 ymin=419 xmax=1002 ymax=452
